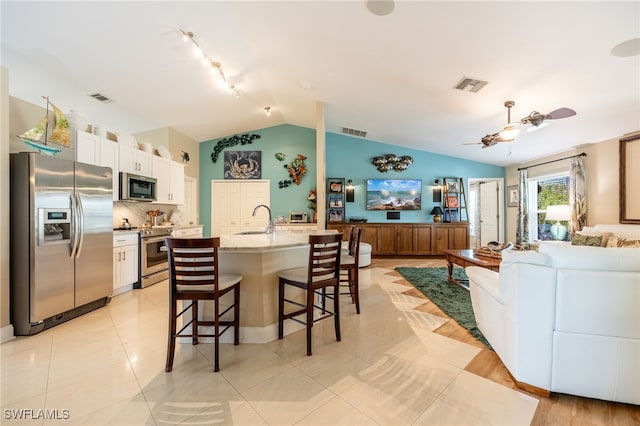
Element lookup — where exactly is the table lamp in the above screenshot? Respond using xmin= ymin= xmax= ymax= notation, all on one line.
xmin=430 ymin=206 xmax=444 ymax=223
xmin=545 ymin=205 xmax=571 ymax=240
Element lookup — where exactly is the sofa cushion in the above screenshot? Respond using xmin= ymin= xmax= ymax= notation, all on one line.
xmin=574 ymin=231 xmax=612 ymax=247
xmin=538 ymin=242 xmax=640 ymax=272
xmin=582 ymin=224 xmax=640 ymax=240
xmin=606 ymin=237 xmax=640 ymax=248
xmin=571 ymin=232 xmax=602 ymax=247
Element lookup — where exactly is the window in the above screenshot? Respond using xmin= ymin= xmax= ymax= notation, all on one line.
xmin=527 ymin=173 xmax=570 ymax=241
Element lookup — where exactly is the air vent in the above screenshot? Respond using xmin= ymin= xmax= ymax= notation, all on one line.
xmin=454 ymin=77 xmax=488 ymax=93
xmin=341 ymin=127 xmax=367 ymax=138
xmin=89 ymin=93 xmax=113 ymax=103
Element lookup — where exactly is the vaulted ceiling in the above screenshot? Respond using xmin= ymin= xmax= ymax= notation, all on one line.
xmin=2 ymin=1 xmax=638 ymax=166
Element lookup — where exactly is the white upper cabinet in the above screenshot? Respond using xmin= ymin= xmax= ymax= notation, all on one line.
xmin=75 ymin=130 xmax=99 ymax=165
xmin=152 ymin=156 xmax=184 ymax=205
xmin=119 ymin=144 xmax=152 ymax=176
xmin=98 ymin=138 xmax=119 ymax=201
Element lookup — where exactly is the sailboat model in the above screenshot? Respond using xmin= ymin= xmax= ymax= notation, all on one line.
xmin=19 ymin=96 xmax=71 ymax=155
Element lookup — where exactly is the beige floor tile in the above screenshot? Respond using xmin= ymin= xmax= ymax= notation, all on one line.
xmin=200 ymin=343 xmax=293 ymax=391
xmin=43 ymin=366 xmax=142 ymax=421
xmin=182 ymin=398 xmax=267 ymax=426
xmin=241 ymin=367 xmax=335 ymax=426
xmin=439 ymin=370 xmax=538 ymax=425
xmin=413 ymin=398 xmax=490 ymax=425
xmin=46 ymin=396 xmax=154 ymax=426
xmin=404 ymin=328 xmax=481 ymax=369
xmin=0 ymin=393 xmax=47 ymax=426
xmin=297 ymin=395 xmax=378 ymax=425
xmin=142 ymin=370 xmax=239 ymax=425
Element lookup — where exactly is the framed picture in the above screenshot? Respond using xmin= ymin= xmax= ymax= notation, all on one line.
xmin=224 ymin=151 xmax=262 ymax=179
xmin=328 ymin=209 xmax=343 ymax=222
xmin=446 ymin=195 xmax=459 ymax=208
xmin=507 ymin=185 xmax=519 ymax=207
xmin=329 ymin=195 xmax=343 ymax=208
xmin=446 ymin=181 xmax=458 ymax=192
xmin=329 ymin=181 xmax=343 ymax=193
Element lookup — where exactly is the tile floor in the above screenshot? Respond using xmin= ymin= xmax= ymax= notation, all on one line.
xmin=1 ymin=262 xmax=539 ymax=425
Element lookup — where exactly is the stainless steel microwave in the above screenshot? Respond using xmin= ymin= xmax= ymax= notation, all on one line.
xmin=119 ymin=172 xmax=157 ymax=202
xmin=289 ymin=211 xmax=308 ymax=223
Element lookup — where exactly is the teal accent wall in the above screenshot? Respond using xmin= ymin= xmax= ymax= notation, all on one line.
xmin=199 ymin=124 xmax=316 ymax=236
xmin=199 ymin=124 xmax=505 ymax=236
xmin=326 ymin=132 xmax=505 ymax=223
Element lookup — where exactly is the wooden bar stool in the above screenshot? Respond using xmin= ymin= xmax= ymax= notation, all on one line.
xmin=341 ymin=226 xmax=362 ymax=313
xmin=165 ymin=237 xmax=241 ymax=372
xmin=278 ymin=233 xmax=342 ymax=356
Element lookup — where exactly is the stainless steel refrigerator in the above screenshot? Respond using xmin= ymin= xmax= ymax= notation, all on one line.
xmin=10 ymin=152 xmax=113 ymax=335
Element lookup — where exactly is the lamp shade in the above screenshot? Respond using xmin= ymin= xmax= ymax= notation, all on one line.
xmin=545 ymin=205 xmax=571 ymax=221
xmin=430 ymin=206 xmax=444 ymax=215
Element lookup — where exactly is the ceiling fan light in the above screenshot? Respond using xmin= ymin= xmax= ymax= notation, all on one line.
xmin=498 ymin=125 xmax=520 ymax=141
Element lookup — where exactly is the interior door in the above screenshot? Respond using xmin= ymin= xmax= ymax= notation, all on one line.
xmin=480 ymin=181 xmax=500 ymax=246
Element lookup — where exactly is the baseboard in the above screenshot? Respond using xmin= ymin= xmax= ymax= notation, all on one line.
xmin=1 ymin=324 xmax=15 ymax=343
xmin=506 ymin=369 xmax=551 ymax=397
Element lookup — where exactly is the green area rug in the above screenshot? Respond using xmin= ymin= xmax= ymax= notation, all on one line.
xmin=395 ymin=266 xmax=492 ymax=349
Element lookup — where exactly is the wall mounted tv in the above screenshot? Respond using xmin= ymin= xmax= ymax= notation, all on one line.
xmin=366 ymin=179 xmax=422 ymax=210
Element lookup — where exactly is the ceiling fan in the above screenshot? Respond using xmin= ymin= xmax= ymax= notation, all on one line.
xmin=465 ymin=101 xmax=520 ymax=149
xmin=520 ymin=107 xmax=577 ymax=132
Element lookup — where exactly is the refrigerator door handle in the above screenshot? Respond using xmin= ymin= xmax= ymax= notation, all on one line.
xmin=75 ymin=192 xmax=86 ymax=258
xmin=70 ymin=193 xmax=79 ymax=258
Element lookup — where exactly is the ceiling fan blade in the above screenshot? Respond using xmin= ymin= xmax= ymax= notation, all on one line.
xmin=546 ymin=107 xmax=576 ymax=120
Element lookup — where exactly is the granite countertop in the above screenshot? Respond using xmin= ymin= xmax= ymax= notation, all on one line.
xmin=220 ymin=229 xmax=337 ymax=252
xmin=113 ymin=229 xmax=140 ymax=234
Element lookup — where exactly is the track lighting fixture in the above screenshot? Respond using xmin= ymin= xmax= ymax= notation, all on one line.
xmin=179 ymin=28 xmax=240 ymax=97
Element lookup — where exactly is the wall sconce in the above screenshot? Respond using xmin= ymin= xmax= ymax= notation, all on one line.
xmin=346 ymin=179 xmax=355 ymax=202
xmin=432 ymin=179 xmax=442 ymax=203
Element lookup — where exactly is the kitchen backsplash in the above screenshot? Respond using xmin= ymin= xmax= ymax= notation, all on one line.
xmin=113 ymin=202 xmax=179 ymax=229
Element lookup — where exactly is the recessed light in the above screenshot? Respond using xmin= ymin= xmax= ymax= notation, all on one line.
xmin=366 ymin=0 xmax=395 ymax=16
xmin=611 ymin=38 xmax=640 ymax=57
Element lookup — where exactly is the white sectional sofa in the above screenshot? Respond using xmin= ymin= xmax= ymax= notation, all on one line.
xmin=466 ymin=224 xmax=640 ymax=405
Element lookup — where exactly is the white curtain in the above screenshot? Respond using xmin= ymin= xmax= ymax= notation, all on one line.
xmin=570 ymin=156 xmax=587 ymax=232
xmin=516 ymin=169 xmax=529 ymax=244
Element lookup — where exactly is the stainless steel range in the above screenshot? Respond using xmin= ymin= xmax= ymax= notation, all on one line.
xmin=138 ymin=227 xmax=172 ymax=288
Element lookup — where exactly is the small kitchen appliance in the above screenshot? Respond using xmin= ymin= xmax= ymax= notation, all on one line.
xmin=289 ymin=211 xmax=308 ymax=223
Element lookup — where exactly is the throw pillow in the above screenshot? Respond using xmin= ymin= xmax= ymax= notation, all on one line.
xmin=575 ymin=231 xmax=613 ymax=247
xmin=571 ymin=232 xmax=603 ymax=247
xmin=606 ymin=237 xmax=640 ymax=248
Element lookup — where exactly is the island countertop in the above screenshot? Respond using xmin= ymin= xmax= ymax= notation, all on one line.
xmin=219 ymin=229 xmax=338 ymax=252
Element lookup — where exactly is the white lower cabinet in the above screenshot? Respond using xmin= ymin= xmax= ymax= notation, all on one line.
xmin=113 ymin=233 xmax=139 ymax=295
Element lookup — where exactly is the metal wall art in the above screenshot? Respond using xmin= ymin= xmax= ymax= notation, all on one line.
xmin=279 ymin=153 xmax=308 ymax=188
xmin=371 ymin=154 xmax=413 ymax=172
xmin=224 ymin=151 xmax=261 ymax=179
xmin=211 ymin=133 xmax=261 ymax=163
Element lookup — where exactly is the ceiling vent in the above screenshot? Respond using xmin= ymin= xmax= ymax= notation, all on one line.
xmin=89 ymin=93 xmax=113 ymax=103
xmin=454 ymin=77 xmax=488 ymax=93
xmin=341 ymin=127 xmax=367 ymax=138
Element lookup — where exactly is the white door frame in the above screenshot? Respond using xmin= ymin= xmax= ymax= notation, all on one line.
xmin=468 ymin=178 xmax=505 ymax=245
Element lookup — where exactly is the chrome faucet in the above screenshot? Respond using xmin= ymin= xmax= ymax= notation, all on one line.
xmin=252 ymin=204 xmax=274 ymax=233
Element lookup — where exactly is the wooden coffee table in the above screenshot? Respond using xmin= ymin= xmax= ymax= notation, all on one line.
xmin=442 ymin=249 xmax=501 ymax=290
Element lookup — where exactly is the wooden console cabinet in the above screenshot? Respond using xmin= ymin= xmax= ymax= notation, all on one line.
xmin=327 ymin=222 xmax=469 ymax=256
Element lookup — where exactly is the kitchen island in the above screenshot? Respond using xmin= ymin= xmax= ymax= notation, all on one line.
xmin=208 ymin=229 xmax=339 ymax=343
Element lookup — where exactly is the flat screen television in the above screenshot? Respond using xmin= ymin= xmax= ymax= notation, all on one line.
xmin=366 ymin=179 xmax=422 ymax=210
